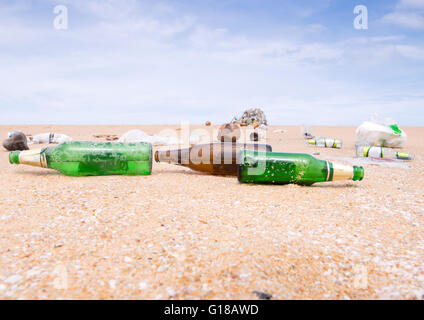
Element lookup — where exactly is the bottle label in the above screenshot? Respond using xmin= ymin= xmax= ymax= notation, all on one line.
xmin=332 ymin=162 xmax=353 ymax=181
xmin=325 ymin=138 xmax=335 ymax=147
xmin=325 ymin=161 xmax=333 ymax=181
xmin=18 ymin=149 xmax=47 ymax=168
xmin=362 ymin=146 xmax=371 ymax=157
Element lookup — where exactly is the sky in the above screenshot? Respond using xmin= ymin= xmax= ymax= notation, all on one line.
xmin=0 ymin=0 xmax=423 ymax=125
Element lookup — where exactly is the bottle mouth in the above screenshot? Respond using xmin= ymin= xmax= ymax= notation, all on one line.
xmin=9 ymin=151 xmax=20 ymax=164
xmin=353 ymin=166 xmax=364 ymax=181
xmin=154 ymin=151 xmax=159 ymax=162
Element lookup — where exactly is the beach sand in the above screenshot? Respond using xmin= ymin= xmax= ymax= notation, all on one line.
xmin=0 ymin=124 xmax=423 ymax=300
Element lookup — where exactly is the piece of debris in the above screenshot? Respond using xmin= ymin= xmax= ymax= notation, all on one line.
xmin=93 ymin=134 xmax=119 ymax=141
xmin=252 ymin=290 xmax=272 ymax=300
xmin=29 ymin=132 xmax=73 ymax=144
xmin=250 ymin=132 xmax=259 ymax=141
xmin=205 ymin=121 xmax=211 ymax=126
xmin=119 ymin=129 xmax=181 ymax=145
xmin=301 ymin=125 xmax=315 ymax=139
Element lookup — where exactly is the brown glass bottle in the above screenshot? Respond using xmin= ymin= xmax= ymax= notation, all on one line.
xmin=155 ymin=142 xmax=272 ymax=175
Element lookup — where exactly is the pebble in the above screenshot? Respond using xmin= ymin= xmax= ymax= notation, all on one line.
xmin=5 ymin=275 xmax=22 ymax=284
xmin=108 ymin=280 xmax=116 ymax=289
xmin=157 ymin=266 xmax=168 ymax=273
xmin=138 ymin=282 xmax=148 ymax=290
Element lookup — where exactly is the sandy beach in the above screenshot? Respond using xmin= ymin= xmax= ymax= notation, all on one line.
xmin=0 ymin=124 xmax=423 ymax=300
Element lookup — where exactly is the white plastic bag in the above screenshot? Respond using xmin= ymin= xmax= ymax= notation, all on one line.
xmin=355 ymin=116 xmax=407 ymax=148
xmin=30 ymin=132 xmax=73 ymax=144
xmin=118 ymin=129 xmax=181 ymax=145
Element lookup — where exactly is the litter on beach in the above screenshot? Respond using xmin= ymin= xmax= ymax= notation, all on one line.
xmin=118 ymin=129 xmax=182 ymax=145
xmin=29 ymin=132 xmax=73 ymax=144
xmin=327 ymin=156 xmax=411 ymax=169
xmin=356 ymin=115 xmax=408 ymax=148
xmin=307 ymin=137 xmax=343 ymax=149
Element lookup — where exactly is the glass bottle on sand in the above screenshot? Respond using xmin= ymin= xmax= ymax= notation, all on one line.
xmin=238 ymin=150 xmax=364 ymax=185
xmin=155 ymin=142 xmax=272 ymax=175
xmin=307 ymin=137 xmax=342 ymax=149
xmin=9 ymin=141 xmax=152 ymax=176
xmin=356 ymin=145 xmax=414 ymax=160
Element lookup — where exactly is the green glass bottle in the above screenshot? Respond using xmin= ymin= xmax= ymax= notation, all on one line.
xmin=238 ymin=150 xmax=364 ymax=186
xmin=9 ymin=141 xmax=152 ymax=176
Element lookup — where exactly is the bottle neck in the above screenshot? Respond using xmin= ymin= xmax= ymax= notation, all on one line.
xmin=9 ymin=149 xmax=48 ymax=168
xmin=330 ymin=162 xmax=364 ymax=181
xmin=330 ymin=162 xmax=353 ymax=180
xmin=155 ymin=149 xmax=190 ymax=165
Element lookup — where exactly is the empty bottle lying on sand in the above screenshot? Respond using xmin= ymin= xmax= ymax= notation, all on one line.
xmin=307 ymin=137 xmax=342 ymax=149
xmin=238 ymin=150 xmax=364 ymax=185
xmin=356 ymin=145 xmax=414 ymax=160
xmin=155 ymin=142 xmax=272 ymax=175
xmin=29 ymin=132 xmax=73 ymax=144
xmin=9 ymin=141 xmax=152 ymax=176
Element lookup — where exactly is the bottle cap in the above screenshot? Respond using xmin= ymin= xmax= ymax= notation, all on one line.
xmin=397 ymin=152 xmax=414 ymax=160
xmin=9 ymin=151 xmax=20 ymax=164
xmin=353 ymin=166 xmax=364 ymax=181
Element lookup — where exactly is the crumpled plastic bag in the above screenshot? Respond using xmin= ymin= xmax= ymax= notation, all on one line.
xmin=118 ymin=129 xmax=181 ymax=145
xmin=355 ymin=116 xmax=407 ymax=148
xmin=29 ymin=132 xmax=73 ymax=144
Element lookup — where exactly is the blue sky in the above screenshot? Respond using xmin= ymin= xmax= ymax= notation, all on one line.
xmin=0 ymin=0 xmax=423 ymax=125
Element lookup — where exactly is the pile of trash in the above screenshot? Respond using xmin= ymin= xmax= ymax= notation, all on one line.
xmin=238 ymin=108 xmax=267 ymax=128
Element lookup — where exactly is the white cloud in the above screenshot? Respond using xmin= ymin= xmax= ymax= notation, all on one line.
xmin=304 ymin=24 xmax=328 ymax=33
xmin=395 ymin=44 xmax=424 ymax=59
xmin=382 ymin=0 xmax=424 ymax=29
xmin=397 ymin=0 xmax=424 ymax=8
xmin=188 ymin=26 xmax=228 ymax=48
xmin=381 ymin=11 xmax=424 ymax=29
